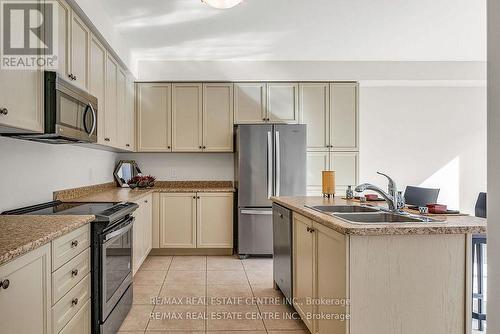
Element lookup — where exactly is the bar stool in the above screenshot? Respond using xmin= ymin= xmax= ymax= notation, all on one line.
xmin=472 ymin=192 xmax=487 ymax=331
xmin=403 ymin=186 xmax=440 ymax=207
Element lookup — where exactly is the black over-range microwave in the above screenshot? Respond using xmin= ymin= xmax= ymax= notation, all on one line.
xmin=6 ymin=71 xmax=98 ymax=144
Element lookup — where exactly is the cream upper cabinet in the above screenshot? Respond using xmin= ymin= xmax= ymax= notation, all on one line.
xmin=104 ymin=55 xmax=117 ymax=145
xmin=293 ymin=213 xmax=315 ymax=332
xmin=0 ymin=244 xmax=51 ymax=334
xmin=196 ymin=193 xmax=233 ymax=248
xmin=203 ymin=83 xmax=234 ymax=152
xmin=159 ymin=193 xmax=197 ymax=248
xmin=234 ymin=82 xmax=267 ymax=123
xmin=315 ymin=222 xmax=347 ymax=334
xmin=172 ymin=83 xmax=203 ymax=152
xmin=330 ymin=151 xmax=358 ymax=193
xmin=267 ymin=83 xmax=298 ymax=123
xmin=89 ymin=35 xmax=106 ymax=145
xmin=53 ymin=0 xmax=70 ymax=77
xmin=136 ymin=83 xmax=172 ymax=152
xmin=125 ymin=76 xmax=135 ymax=151
xmin=330 ymin=83 xmax=358 ymax=150
xmin=306 ymin=151 xmax=330 ymax=196
xmin=0 ymin=71 xmax=43 ymax=133
xmin=299 ymin=83 xmax=330 ymax=150
xmin=116 ymin=68 xmax=127 ymax=150
xmin=69 ymin=13 xmax=90 ymax=90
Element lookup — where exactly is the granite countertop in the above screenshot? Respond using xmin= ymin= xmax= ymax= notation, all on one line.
xmin=0 ymin=215 xmax=94 ymax=266
xmin=58 ymin=181 xmax=235 ymax=203
xmin=271 ymin=196 xmax=487 ymax=236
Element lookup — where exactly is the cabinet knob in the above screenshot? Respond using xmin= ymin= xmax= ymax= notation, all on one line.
xmin=144 ymin=200 xmax=148 ymax=203
xmin=202 ymin=146 xmax=206 ymax=149
xmin=71 ymin=269 xmax=79 ymax=277
xmin=199 ymin=146 xmax=202 ymax=149
xmin=279 ymin=213 xmax=283 ymax=218
xmin=126 ymin=144 xmax=130 ymax=147
xmin=0 ymin=279 xmax=10 ymax=289
xmin=193 ymin=196 xmax=196 ymax=199
xmin=71 ymin=298 xmax=79 ymax=306
xmin=104 ymin=138 xmax=110 ymax=142
xmin=0 ymin=108 xmax=8 ymax=115
xmin=167 ymin=146 xmax=171 ymax=149
xmin=71 ymin=240 xmax=79 ymax=248
xmin=74 ymin=75 xmax=77 ymax=80
xmin=262 ymin=118 xmax=266 ymax=121
xmin=267 ymin=118 xmax=270 ymax=121
xmin=197 ymin=196 xmax=200 ymax=199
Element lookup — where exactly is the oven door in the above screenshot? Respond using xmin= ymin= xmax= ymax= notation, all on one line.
xmin=56 ymin=86 xmax=97 ymax=142
xmin=101 ymin=217 xmax=133 ymax=321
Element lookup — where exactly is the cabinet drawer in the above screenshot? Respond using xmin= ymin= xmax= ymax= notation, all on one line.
xmin=52 ymin=225 xmax=90 ymax=271
xmin=52 ymin=248 xmax=90 ymax=304
xmin=52 ymin=274 xmax=90 ymax=333
xmin=58 ymin=298 xmax=90 ymax=334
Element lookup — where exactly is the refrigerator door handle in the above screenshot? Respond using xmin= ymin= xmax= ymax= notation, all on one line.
xmin=275 ymin=130 xmax=281 ymax=197
xmin=241 ymin=209 xmax=273 ymax=215
xmin=267 ymin=131 xmax=273 ymax=199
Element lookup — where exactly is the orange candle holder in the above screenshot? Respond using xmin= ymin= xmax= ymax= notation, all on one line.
xmin=322 ymin=171 xmax=335 ymax=198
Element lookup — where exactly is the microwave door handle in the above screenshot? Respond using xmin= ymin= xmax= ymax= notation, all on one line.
xmin=87 ymin=102 xmax=97 ymax=136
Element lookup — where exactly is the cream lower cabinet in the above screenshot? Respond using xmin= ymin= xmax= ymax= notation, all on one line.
xmin=197 ymin=193 xmax=234 ymax=248
xmin=133 ymin=195 xmax=153 ymax=275
xmin=159 ymin=193 xmax=197 ymax=248
xmin=0 ymin=243 xmax=52 ymax=334
xmin=159 ymin=192 xmax=233 ymax=249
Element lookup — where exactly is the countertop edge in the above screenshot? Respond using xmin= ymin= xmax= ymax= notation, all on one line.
xmin=271 ymin=197 xmax=487 ymax=236
xmin=0 ymin=215 xmax=94 ymax=266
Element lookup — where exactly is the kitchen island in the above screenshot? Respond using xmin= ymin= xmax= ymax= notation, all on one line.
xmin=271 ymin=196 xmax=486 ymax=334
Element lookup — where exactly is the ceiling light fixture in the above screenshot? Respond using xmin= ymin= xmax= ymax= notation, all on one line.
xmin=201 ymin=0 xmax=242 ymax=9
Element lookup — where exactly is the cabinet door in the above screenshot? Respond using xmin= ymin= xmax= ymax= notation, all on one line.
xmin=137 ymin=83 xmax=172 ymax=152
xmin=0 ymin=244 xmax=51 ymax=334
xmin=0 ymin=71 xmax=43 ymax=133
xmin=315 ymin=222 xmax=347 ymax=334
xmin=132 ymin=203 xmax=143 ymax=275
xmin=234 ymin=83 xmax=267 ymax=123
xmin=330 ymin=83 xmax=358 ymax=149
xmin=104 ymin=55 xmax=117 ymax=145
xmin=329 ymin=152 xmax=358 ymax=194
xmin=159 ymin=193 xmax=197 ymax=248
xmin=307 ymin=151 xmax=330 ymax=196
xmin=172 ymin=84 xmax=202 ymax=152
xmin=142 ymin=195 xmax=153 ymax=257
xmin=267 ymin=83 xmax=298 ymax=123
xmin=125 ymin=76 xmax=135 ymax=151
xmin=202 ymin=83 xmax=234 ymax=152
xmin=116 ymin=68 xmax=127 ymax=150
xmin=197 ymin=193 xmax=233 ymax=248
xmin=299 ymin=83 xmax=329 ymax=150
xmin=89 ymin=35 xmax=106 ymax=145
xmin=293 ymin=213 xmax=315 ymax=332
xmin=54 ymin=0 xmax=70 ymax=78
xmin=58 ymin=299 xmax=90 ymax=334
xmin=69 ymin=13 xmax=89 ymax=90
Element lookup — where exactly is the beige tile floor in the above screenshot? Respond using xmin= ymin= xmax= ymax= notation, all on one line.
xmin=118 ymin=255 xmax=309 ymax=334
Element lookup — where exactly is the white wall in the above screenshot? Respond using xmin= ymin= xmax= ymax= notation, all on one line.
xmin=487 ymin=0 xmax=500 ymax=331
xmin=0 ymin=137 xmax=117 ymax=211
xmin=118 ymin=153 xmax=233 ymax=181
xmin=359 ymin=84 xmax=486 ymax=213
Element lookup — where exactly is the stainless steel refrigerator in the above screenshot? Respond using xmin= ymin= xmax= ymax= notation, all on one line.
xmin=235 ymin=124 xmax=306 ymax=258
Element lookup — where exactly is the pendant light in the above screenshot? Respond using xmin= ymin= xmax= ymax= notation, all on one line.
xmin=201 ymin=0 xmax=243 ymax=9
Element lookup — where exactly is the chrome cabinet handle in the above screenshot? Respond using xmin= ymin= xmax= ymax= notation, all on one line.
xmin=0 ymin=108 xmax=8 ymax=115
xmin=0 ymin=279 xmax=10 ymax=289
xmin=71 ymin=269 xmax=79 ymax=277
xmin=71 ymin=298 xmax=79 ymax=306
xmin=71 ymin=240 xmax=78 ymax=248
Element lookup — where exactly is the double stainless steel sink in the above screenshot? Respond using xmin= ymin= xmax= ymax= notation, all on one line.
xmin=305 ymin=205 xmax=442 ymax=224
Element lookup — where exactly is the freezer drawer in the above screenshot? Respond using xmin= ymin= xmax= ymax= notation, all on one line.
xmin=238 ymin=208 xmax=273 ymax=255
xmin=272 ymin=203 xmax=292 ymax=300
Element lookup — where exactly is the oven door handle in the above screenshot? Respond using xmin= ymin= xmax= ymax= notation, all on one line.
xmin=104 ymin=218 xmax=134 ymax=242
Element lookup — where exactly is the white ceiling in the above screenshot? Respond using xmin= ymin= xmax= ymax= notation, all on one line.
xmin=100 ymin=0 xmax=486 ymax=63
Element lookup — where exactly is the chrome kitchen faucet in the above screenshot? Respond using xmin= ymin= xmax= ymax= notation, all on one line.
xmin=355 ymin=172 xmax=405 ymax=212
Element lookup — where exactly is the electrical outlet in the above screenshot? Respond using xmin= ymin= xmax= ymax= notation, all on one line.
xmin=171 ymin=168 xmax=177 ymax=179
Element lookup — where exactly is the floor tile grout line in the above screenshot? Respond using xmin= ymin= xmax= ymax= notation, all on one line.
xmin=143 ymin=255 xmax=171 ymax=333
xmin=205 ymin=255 xmax=208 ymax=334
xmin=243 ymin=260 xmax=268 ymax=333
